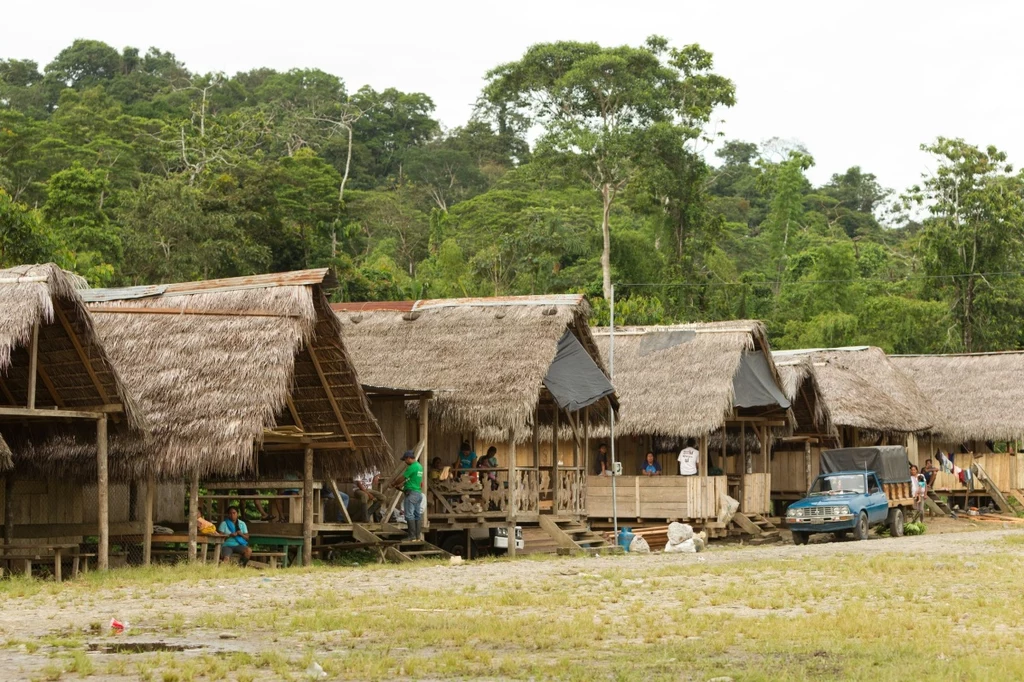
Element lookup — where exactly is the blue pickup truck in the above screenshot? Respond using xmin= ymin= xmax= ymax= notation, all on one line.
xmin=785 ymin=446 xmax=915 ymax=545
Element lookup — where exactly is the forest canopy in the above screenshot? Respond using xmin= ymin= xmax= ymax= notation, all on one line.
xmin=2 ymin=38 xmax=1023 ymax=353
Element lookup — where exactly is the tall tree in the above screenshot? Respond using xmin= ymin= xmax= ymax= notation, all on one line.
xmin=905 ymin=138 xmax=1024 ymax=351
xmin=483 ymin=36 xmax=734 ymax=299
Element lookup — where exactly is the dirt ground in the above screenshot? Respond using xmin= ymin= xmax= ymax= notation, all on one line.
xmin=2 ymin=517 xmax=1022 ymax=681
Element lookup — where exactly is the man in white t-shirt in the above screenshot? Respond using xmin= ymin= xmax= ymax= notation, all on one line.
xmin=677 ymin=439 xmax=700 ymax=476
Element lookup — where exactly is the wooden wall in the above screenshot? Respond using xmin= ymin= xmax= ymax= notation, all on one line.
xmin=770 ymin=446 xmax=823 ymax=494
xmin=587 ymin=475 xmax=726 ymax=521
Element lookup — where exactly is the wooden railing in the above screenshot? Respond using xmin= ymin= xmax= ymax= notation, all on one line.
xmin=555 ymin=468 xmax=586 ymax=515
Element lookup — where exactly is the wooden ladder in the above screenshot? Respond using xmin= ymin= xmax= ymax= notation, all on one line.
xmin=925 ymin=492 xmax=957 ymax=518
xmin=972 ymin=462 xmax=1014 ymax=514
xmin=539 ymin=517 xmax=622 ymax=555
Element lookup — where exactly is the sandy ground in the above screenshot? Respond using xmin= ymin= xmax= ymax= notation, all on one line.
xmin=0 ymin=517 xmax=1019 ymax=680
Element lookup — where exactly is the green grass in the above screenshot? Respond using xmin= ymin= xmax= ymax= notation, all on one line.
xmin=4 ymin=531 xmax=1024 ymax=680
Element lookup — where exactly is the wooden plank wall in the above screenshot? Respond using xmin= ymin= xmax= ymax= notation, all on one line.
xmin=770 ymin=448 xmax=822 ymax=493
xmin=587 ymin=475 xmax=726 ymax=521
xmin=370 ymin=400 xmax=413 ymax=460
xmin=741 ymin=473 xmax=772 ymax=514
xmin=2 ymin=477 xmax=84 ymax=545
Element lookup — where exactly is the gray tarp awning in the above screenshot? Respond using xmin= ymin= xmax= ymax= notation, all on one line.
xmin=732 ymin=351 xmax=791 ymax=409
xmin=543 ymin=331 xmax=616 ymax=413
xmin=820 ymin=446 xmax=911 ymax=484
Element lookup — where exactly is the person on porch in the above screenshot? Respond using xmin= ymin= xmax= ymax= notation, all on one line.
xmin=454 ymin=442 xmax=477 ymax=481
xmin=677 ymin=439 xmax=699 ymax=476
xmin=352 ymin=469 xmax=384 ymax=523
xmin=642 ymin=452 xmax=662 ymax=476
xmin=594 ymin=443 xmax=610 ymax=476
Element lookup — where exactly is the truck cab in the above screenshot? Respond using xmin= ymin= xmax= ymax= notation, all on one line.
xmin=786 ymin=470 xmax=889 ymax=544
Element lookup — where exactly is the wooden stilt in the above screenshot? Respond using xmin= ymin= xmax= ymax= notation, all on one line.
xmin=96 ymin=416 xmax=109 ymax=571
xmin=143 ymin=469 xmax=155 ymax=566
xmin=187 ymin=471 xmax=199 ymax=562
xmin=302 ymin=446 xmax=314 ymax=567
xmin=507 ymin=428 xmax=517 ymax=558
xmin=551 ymin=407 xmax=560 ymax=513
xmin=27 ymin=322 xmax=38 ymax=409
xmin=419 ymin=397 xmax=429 ymax=531
xmin=3 ymin=474 xmax=13 ymax=546
xmin=583 ymin=406 xmax=590 ymax=475
xmin=699 ymin=434 xmax=709 ymax=477
xmin=804 ymin=440 xmax=812 ymax=493
xmin=740 ymin=421 xmax=747 ymax=506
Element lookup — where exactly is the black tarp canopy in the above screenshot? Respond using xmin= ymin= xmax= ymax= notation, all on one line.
xmin=820 ymin=446 xmax=911 ymax=484
xmin=733 ymin=351 xmax=791 ymax=409
xmin=543 ymin=331 xmax=616 ymax=413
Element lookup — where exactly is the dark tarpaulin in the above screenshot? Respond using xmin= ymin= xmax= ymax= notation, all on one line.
xmin=820 ymin=446 xmax=911 ymax=484
xmin=543 ymin=331 xmax=616 ymax=413
xmin=732 ymin=351 xmax=791 ymax=409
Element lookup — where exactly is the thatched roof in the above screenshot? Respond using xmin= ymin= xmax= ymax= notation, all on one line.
xmin=0 ymin=264 xmax=141 ymax=475
xmin=0 ymin=433 xmax=11 ymax=471
xmin=774 ymin=347 xmax=936 ymax=434
xmin=891 ymin=352 xmax=1024 ymax=442
xmin=773 ymin=354 xmax=835 ymax=437
xmin=592 ymin=321 xmax=789 ymax=438
xmin=76 ymin=269 xmax=389 ymax=480
xmin=332 ymin=295 xmax=609 ymax=440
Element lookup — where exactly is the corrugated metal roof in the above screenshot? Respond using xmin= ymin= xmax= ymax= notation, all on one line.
xmin=331 ymin=294 xmax=585 ymax=314
xmin=83 ymin=269 xmax=335 ymax=302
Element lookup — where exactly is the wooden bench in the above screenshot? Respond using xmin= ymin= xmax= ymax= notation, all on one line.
xmin=247 ymin=551 xmax=287 ymax=569
xmin=0 ymin=543 xmax=81 ymax=582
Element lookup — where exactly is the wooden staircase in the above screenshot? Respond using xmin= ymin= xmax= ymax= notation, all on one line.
xmin=730 ymin=512 xmax=781 ymax=543
xmin=539 ymin=517 xmax=621 ymax=555
xmin=972 ymin=462 xmax=1014 ymax=514
xmin=350 ymin=523 xmax=450 ymax=563
xmin=521 ymin=526 xmax=560 ymax=555
xmin=926 ymin=492 xmax=957 ymax=518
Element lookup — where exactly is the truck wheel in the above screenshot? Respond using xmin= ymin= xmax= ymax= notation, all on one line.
xmin=853 ymin=512 xmax=869 ymax=541
xmin=792 ymin=532 xmax=809 ymax=546
xmin=440 ymin=535 xmax=477 ymax=559
xmin=887 ymin=508 xmax=905 ymax=537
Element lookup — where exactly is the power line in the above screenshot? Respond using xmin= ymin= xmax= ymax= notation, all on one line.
xmin=612 ymin=269 xmax=1024 ymax=289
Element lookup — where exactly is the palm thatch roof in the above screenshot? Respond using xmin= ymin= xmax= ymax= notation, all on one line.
xmin=774 ymin=347 xmax=937 ymax=434
xmin=74 ymin=269 xmax=389 ymax=480
xmin=332 ymin=295 xmax=609 ymax=440
xmin=773 ymin=354 xmax=835 ymax=437
xmin=592 ymin=321 xmax=790 ymax=438
xmin=0 ymin=263 xmax=141 ymax=476
xmin=891 ymin=352 xmax=1024 ymax=442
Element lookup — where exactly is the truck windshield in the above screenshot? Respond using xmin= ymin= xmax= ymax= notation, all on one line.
xmin=810 ymin=474 xmax=866 ymax=496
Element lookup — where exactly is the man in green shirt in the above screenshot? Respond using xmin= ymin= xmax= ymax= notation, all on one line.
xmin=393 ymin=450 xmax=424 ymax=541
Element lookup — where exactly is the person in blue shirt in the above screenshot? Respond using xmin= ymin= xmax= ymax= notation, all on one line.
xmin=641 ymin=452 xmax=662 ymax=476
xmin=454 ymin=442 xmax=476 ymax=480
xmin=218 ymin=506 xmax=252 ymax=566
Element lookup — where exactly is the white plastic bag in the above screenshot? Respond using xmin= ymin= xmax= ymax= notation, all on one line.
xmin=629 ymin=535 xmax=651 ymax=554
xmin=664 ymin=538 xmax=696 ymax=553
xmin=666 ymin=522 xmax=694 ymax=544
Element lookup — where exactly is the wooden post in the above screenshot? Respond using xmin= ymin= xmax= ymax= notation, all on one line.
xmin=761 ymin=425 xmax=769 ymax=474
xmin=187 ymin=471 xmax=199 ymax=562
xmin=3 ymin=474 xmax=13 ymax=546
xmin=582 ymin=405 xmax=590 ymax=475
xmin=303 ymin=446 xmax=314 ymax=567
xmin=96 ymin=415 xmax=109 ymax=571
xmin=699 ymin=434 xmax=709 ymax=477
xmin=143 ymin=469 xmax=155 ymax=566
xmin=739 ymin=421 xmax=747 ymax=506
xmin=532 ymin=406 xmax=540 ymax=471
xmin=551 ymin=406 xmax=560 ymax=514
xmin=418 ymin=397 xmax=429 ymax=530
xmin=507 ymin=428 xmax=517 ymax=558
xmin=804 ymin=440 xmax=812 ymax=493
xmin=27 ymin=322 xmax=38 ymax=409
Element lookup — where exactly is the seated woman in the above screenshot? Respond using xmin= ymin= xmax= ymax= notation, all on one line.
xmin=429 ymin=457 xmax=445 ymax=482
xmin=454 ymin=442 xmax=477 ymax=482
xmin=218 ymin=506 xmax=252 ymax=566
xmin=641 ymin=452 xmax=662 ymax=476
xmin=477 ymin=446 xmax=500 ymax=490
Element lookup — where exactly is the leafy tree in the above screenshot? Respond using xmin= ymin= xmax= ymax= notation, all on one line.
xmin=904 ymin=138 xmax=1024 ymax=351
xmin=483 ymin=36 xmax=735 ymax=299
xmin=0 ymin=189 xmax=57 ymax=265
xmin=41 ymin=163 xmax=120 ymax=284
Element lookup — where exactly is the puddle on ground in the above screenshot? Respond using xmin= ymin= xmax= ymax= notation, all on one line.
xmin=88 ymin=642 xmax=202 ymax=654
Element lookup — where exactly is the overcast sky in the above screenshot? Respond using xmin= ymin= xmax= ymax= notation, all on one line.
xmin=4 ymin=0 xmax=1022 ymax=193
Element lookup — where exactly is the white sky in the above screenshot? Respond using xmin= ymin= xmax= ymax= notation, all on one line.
xmin=4 ymin=0 xmax=1022 ymax=193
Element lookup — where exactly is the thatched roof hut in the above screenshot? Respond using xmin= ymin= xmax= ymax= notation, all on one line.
xmin=773 ymin=354 xmax=835 ymax=437
xmin=774 ymin=347 xmax=936 ymax=434
xmin=332 ymin=295 xmax=613 ymax=440
xmin=891 ymin=352 xmax=1024 ymax=443
xmin=592 ymin=321 xmax=792 ymax=438
xmin=0 ymin=263 xmax=141 ymax=476
xmin=78 ymin=269 xmax=388 ymax=479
